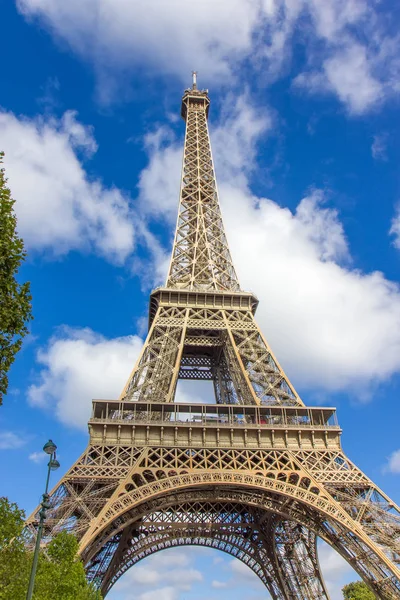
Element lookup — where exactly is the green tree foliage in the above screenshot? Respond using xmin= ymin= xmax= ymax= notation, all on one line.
xmin=0 ymin=497 xmax=102 ymax=600
xmin=342 ymin=581 xmax=377 ymax=599
xmin=0 ymin=151 xmax=32 ymax=404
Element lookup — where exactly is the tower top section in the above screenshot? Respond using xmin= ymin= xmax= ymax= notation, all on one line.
xmin=181 ymin=73 xmax=210 ymax=120
xmin=168 ymin=75 xmax=240 ymax=292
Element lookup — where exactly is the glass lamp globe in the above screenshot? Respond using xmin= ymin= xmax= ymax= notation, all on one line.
xmin=43 ymin=440 xmax=57 ymax=455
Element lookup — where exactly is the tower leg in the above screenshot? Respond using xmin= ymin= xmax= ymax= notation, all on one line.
xmin=272 ymin=520 xmax=329 ymax=600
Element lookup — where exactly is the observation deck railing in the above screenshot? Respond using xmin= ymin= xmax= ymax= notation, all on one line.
xmin=89 ymin=400 xmax=339 ymax=430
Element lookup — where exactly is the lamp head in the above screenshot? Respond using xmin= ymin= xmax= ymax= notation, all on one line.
xmin=43 ymin=440 xmax=57 ymax=455
xmin=49 ymin=459 xmax=60 ymax=471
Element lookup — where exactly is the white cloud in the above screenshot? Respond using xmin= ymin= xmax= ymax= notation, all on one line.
xmin=175 ymin=380 xmax=216 ymax=405
xmin=384 ymin=449 xmax=400 ymax=474
xmin=112 ymin=549 xmax=202 ymax=600
xmin=117 ymin=556 xmax=201 ymax=590
xmin=224 ymin=184 xmax=400 ymax=393
xmin=230 ymin=559 xmax=258 ymax=580
xmin=307 ymin=0 xmax=367 ymax=40
xmin=17 ymin=0 xmax=400 ymax=112
xmin=212 ymin=93 xmax=273 ymax=183
xmin=0 ymin=110 xmax=135 ymax=262
xmin=142 ymin=551 xmax=191 ymax=569
xmin=318 ymin=542 xmax=353 ymax=578
xmin=318 ymin=541 xmax=357 ymax=600
xmin=323 ymin=44 xmax=382 ymax=115
xmin=212 ymin=580 xmax=228 ymax=589
xmin=123 ymin=565 xmax=160 ymax=586
xmin=137 ymin=588 xmax=178 ymax=600
xmin=390 ymin=209 xmax=400 ymax=250
xmin=294 ymin=42 xmax=384 ymax=115
xmin=226 ymin=557 xmax=267 ymax=596
xmin=371 ymin=134 xmax=388 ymax=161
xmin=293 ymin=2 xmax=399 ymax=114
xmin=294 ymin=0 xmax=399 ymax=115
xmin=137 ymin=95 xmax=400 ymax=396
xmin=17 ymin=0 xmax=263 ymax=89
xmin=0 ymin=431 xmax=26 ymax=450
xmin=138 ymin=127 xmax=182 ymax=223
xmin=28 ymin=327 xmax=143 ymax=429
xmin=28 ymin=451 xmax=48 ymax=463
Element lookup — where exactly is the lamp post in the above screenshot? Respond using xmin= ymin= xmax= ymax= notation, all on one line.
xmin=26 ymin=439 xmax=60 ymax=600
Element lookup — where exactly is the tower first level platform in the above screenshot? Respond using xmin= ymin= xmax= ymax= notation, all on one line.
xmin=89 ymin=400 xmax=339 ymax=451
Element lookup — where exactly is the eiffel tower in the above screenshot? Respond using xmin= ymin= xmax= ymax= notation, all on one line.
xmin=27 ymin=74 xmax=400 ymax=599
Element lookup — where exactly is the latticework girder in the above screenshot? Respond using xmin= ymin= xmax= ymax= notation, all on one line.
xmin=97 ymin=502 xmax=287 ymax=598
xmin=94 ymin=503 xmax=329 ymax=599
xmin=167 ymin=85 xmax=239 ymax=292
xmin=120 ymin=304 xmax=303 ymax=406
xmin=26 ymin=78 xmax=400 ymax=600
xmin=27 ymin=431 xmax=400 ymax=598
xmin=273 ymin=519 xmax=329 ymax=600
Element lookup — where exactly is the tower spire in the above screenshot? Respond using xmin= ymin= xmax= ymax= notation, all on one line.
xmin=167 ymin=80 xmax=240 ymax=291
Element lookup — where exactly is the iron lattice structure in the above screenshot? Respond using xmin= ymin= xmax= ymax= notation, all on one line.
xmin=27 ymin=77 xmax=400 ymax=599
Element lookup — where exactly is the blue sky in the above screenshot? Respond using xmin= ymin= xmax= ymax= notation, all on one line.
xmin=1 ymin=1 xmax=400 ymax=599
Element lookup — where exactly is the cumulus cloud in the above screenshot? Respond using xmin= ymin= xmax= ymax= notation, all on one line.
xmin=112 ymin=549 xmax=202 ymax=600
xmin=28 ymin=451 xmax=48 ymax=463
xmin=138 ymin=127 xmax=182 ymax=223
xmin=307 ymin=0 xmax=367 ymax=39
xmin=294 ymin=42 xmax=384 ymax=115
xmin=293 ymin=1 xmax=399 ymax=115
xmin=384 ymin=449 xmax=400 ymax=474
xmin=212 ymin=580 xmax=228 ymax=589
xmin=211 ymin=93 xmax=272 ymax=181
xmin=28 ymin=327 xmax=143 ymax=429
xmin=136 ymin=588 xmax=179 ymax=600
xmin=371 ymin=134 xmax=388 ymax=161
xmin=318 ymin=541 xmax=357 ymax=600
xmin=17 ymin=0 xmax=400 ymax=113
xmin=390 ymin=209 xmax=400 ymax=250
xmin=175 ymin=380 xmax=217 ymax=404
xmin=230 ymin=559 xmax=258 ymax=581
xmin=223 ymin=557 xmax=268 ymax=596
xmin=128 ymin=567 xmax=202 ymax=590
xmin=0 ymin=110 xmax=135 ymax=262
xmin=323 ymin=44 xmax=382 ymax=114
xmin=0 ymin=431 xmax=26 ymax=450
xmin=224 ymin=184 xmax=400 ymax=393
xmin=137 ymin=95 xmax=400 ymax=396
xmin=17 ymin=0 xmax=263 ymax=90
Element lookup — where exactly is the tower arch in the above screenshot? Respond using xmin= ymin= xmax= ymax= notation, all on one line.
xmin=78 ymin=476 xmax=399 ymax=599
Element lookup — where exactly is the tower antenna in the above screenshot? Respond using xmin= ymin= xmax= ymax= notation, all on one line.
xmin=192 ymin=70 xmax=197 ymax=90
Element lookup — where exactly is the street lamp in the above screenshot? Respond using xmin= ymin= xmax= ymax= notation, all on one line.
xmin=26 ymin=440 xmax=60 ymax=600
